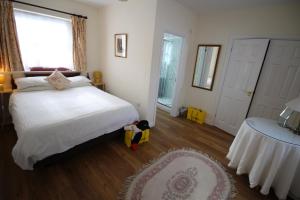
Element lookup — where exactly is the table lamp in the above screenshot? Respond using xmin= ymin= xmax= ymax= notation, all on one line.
xmin=279 ymin=97 xmax=300 ymax=134
xmin=93 ymin=71 xmax=102 ymax=84
xmin=0 ymin=74 xmax=5 ymax=91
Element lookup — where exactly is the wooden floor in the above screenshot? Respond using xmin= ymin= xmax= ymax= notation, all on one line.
xmin=0 ymin=109 xmax=282 ymax=200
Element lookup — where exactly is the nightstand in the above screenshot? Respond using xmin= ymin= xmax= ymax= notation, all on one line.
xmin=92 ymin=82 xmax=106 ymax=91
xmin=1 ymin=89 xmax=12 ymax=129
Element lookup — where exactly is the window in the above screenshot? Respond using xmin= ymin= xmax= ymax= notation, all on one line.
xmin=14 ymin=9 xmax=74 ymax=71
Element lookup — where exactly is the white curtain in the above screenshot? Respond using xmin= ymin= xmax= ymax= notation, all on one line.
xmin=14 ymin=9 xmax=73 ymax=71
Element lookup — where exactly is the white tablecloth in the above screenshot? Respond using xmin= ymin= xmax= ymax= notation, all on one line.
xmin=227 ymin=117 xmax=300 ymax=200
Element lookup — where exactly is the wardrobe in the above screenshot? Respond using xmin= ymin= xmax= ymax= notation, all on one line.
xmin=215 ymin=39 xmax=300 ymax=136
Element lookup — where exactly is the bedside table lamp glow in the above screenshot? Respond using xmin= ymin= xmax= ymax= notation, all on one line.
xmin=93 ymin=71 xmax=102 ymax=84
xmin=0 ymin=74 xmax=5 ymax=91
xmin=91 ymin=71 xmax=105 ymax=91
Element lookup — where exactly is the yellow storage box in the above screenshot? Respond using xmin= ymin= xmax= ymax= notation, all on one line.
xmin=124 ymin=129 xmax=150 ymax=148
xmin=187 ymin=107 xmax=206 ymax=124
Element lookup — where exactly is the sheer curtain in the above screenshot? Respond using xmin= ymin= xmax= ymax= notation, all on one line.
xmin=14 ymin=9 xmax=73 ymax=71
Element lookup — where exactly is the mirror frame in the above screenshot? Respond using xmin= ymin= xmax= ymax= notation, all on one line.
xmin=192 ymin=44 xmax=221 ymax=91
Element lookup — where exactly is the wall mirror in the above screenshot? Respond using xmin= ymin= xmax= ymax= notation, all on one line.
xmin=192 ymin=44 xmax=221 ymax=91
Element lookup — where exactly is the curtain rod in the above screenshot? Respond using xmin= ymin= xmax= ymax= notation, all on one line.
xmin=11 ymin=0 xmax=88 ymax=19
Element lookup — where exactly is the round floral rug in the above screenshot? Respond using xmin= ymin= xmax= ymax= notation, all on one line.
xmin=121 ymin=149 xmax=235 ymax=200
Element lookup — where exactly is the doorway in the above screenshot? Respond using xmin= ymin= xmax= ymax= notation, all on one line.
xmin=157 ymin=33 xmax=183 ymax=110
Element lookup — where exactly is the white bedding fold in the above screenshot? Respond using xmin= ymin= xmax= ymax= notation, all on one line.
xmin=10 ymin=86 xmax=139 ymax=170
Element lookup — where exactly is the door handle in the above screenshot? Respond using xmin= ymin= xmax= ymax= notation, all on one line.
xmin=246 ymin=91 xmax=253 ymax=97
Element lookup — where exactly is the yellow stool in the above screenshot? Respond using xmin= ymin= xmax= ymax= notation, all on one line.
xmin=187 ymin=107 xmax=206 ymax=124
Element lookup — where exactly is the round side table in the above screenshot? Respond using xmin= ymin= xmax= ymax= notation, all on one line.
xmin=227 ymin=117 xmax=300 ymax=200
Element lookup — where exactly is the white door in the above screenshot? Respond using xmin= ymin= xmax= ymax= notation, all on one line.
xmin=248 ymin=40 xmax=300 ymax=119
xmin=215 ymin=39 xmax=270 ymax=135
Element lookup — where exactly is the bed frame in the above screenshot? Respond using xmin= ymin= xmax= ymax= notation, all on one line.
xmin=34 ymin=129 xmax=124 ymax=169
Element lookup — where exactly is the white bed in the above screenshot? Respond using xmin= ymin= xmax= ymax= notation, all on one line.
xmin=10 ymin=86 xmax=139 ymax=170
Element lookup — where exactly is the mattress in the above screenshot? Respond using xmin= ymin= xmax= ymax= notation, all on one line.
xmin=9 ymin=86 xmax=139 ymax=170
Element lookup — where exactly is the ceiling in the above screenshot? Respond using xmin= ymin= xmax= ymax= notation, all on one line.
xmin=73 ymin=0 xmax=120 ymax=6
xmin=74 ymin=0 xmax=299 ymax=13
xmin=175 ymin=0 xmax=299 ymax=15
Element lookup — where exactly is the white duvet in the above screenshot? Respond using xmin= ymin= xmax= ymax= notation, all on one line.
xmin=9 ymin=86 xmax=139 ymax=170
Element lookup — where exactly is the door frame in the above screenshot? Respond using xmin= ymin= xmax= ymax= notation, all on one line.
xmin=169 ymin=32 xmax=186 ymax=117
xmin=148 ymin=31 xmax=187 ymax=126
xmin=157 ymin=33 xmax=183 ymax=113
xmin=213 ymin=36 xmax=300 ymax=128
xmin=159 ymin=32 xmax=185 ymax=116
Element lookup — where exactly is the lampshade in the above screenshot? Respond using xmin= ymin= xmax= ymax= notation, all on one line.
xmin=279 ymin=96 xmax=300 ymax=134
xmin=93 ymin=71 xmax=102 ymax=83
xmin=0 ymin=74 xmax=5 ymax=84
xmin=286 ymin=97 xmax=300 ymax=112
xmin=93 ymin=71 xmax=102 ymax=78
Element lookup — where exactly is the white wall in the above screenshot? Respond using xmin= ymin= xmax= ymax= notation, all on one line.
xmin=98 ymin=0 xmax=158 ymax=122
xmin=183 ymin=3 xmax=300 ymax=125
xmin=13 ymin=0 xmax=101 ymax=72
xmin=148 ymin=0 xmax=198 ymax=125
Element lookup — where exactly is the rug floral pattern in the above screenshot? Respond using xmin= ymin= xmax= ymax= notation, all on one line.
xmin=123 ymin=149 xmax=234 ymax=200
xmin=163 ymin=167 xmax=198 ymax=200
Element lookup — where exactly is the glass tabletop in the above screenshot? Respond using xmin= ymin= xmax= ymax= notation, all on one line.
xmin=246 ymin=117 xmax=300 ymax=146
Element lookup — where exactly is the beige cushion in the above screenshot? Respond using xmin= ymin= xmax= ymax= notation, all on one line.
xmin=46 ymin=71 xmax=70 ymax=90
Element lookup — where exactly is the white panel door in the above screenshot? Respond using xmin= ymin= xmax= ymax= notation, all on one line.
xmin=215 ymin=39 xmax=269 ymax=135
xmin=248 ymin=40 xmax=300 ymax=119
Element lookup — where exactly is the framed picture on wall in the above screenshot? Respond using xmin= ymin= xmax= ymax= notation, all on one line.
xmin=115 ymin=33 xmax=128 ymax=58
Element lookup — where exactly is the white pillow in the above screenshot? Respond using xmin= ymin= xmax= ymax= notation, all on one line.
xmin=17 ymin=85 xmax=55 ymax=92
xmin=46 ymin=71 xmax=71 ymax=90
xmin=15 ymin=76 xmax=50 ymax=90
xmin=68 ymin=76 xmax=92 ymax=88
xmin=15 ymin=75 xmax=90 ymax=92
xmin=68 ymin=76 xmax=91 ymax=83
